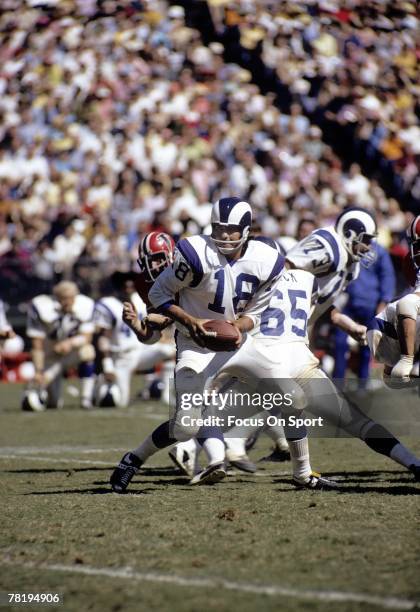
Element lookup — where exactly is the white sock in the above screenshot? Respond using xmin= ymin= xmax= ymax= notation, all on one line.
xmin=202 ymin=437 xmax=225 ymax=466
xmin=390 ymin=443 xmax=420 ymax=469
xmin=81 ymin=377 xmax=95 ymax=402
xmin=175 ymin=439 xmax=198 ymax=455
xmin=288 ymin=437 xmax=311 ymax=481
xmin=225 ymin=436 xmax=247 ymax=459
xmin=132 ymin=435 xmax=159 ymax=463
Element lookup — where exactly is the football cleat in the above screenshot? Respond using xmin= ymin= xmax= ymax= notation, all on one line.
xmin=21 ymin=389 xmax=47 ymax=412
xmin=259 ymin=447 xmax=291 ymax=463
xmin=110 ymin=452 xmax=142 ymax=493
xmin=228 ymin=455 xmax=257 ymax=473
xmin=190 ymin=462 xmax=226 ymax=485
xmin=409 ymin=464 xmax=420 ymax=482
xmin=168 ymin=446 xmax=196 ymax=478
xmin=292 ymin=471 xmax=339 ymax=491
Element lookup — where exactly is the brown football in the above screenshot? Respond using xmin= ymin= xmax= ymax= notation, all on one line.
xmin=202 ymin=320 xmax=240 ymax=352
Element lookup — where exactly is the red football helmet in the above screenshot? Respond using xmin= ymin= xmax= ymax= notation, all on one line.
xmin=406 ymin=216 xmax=420 ymax=270
xmin=137 ymin=232 xmax=175 ymax=282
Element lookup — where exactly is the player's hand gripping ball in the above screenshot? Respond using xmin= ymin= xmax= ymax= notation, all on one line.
xmin=201 ymin=320 xmax=241 ymax=352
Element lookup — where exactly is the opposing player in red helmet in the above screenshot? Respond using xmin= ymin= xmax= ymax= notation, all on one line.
xmin=133 ymin=231 xmax=176 ymax=307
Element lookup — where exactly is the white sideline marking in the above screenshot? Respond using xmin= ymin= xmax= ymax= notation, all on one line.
xmin=0 ymin=560 xmax=417 ymax=610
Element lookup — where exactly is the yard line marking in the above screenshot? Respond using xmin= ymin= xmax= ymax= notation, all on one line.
xmin=0 ymin=454 xmax=111 ymax=466
xmin=0 ymin=452 xmax=286 ymax=477
xmin=0 ymin=560 xmax=417 ymax=610
xmin=0 ymin=446 xmax=126 ymax=455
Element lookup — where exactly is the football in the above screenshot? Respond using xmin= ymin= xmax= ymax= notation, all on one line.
xmin=202 ymin=320 xmax=240 ymax=352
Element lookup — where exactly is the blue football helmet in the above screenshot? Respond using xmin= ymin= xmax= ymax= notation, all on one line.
xmin=210 ymin=197 xmax=252 ymax=255
xmin=335 ymin=207 xmax=377 ymax=267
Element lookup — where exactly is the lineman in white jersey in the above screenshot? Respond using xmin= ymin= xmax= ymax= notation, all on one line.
xmin=367 ymin=215 xmax=420 ymax=386
xmin=224 ymin=268 xmax=420 ymax=481
xmin=22 ymin=281 xmax=96 ymax=411
xmin=110 ymin=197 xmax=299 ymax=491
xmin=233 ymin=209 xmax=377 ymax=463
xmin=94 ymin=272 xmax=175 ymax=407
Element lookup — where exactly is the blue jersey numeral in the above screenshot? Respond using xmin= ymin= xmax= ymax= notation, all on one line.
xmin=208 ymin=271 xmax=259 ymax=314
xmin=261 ymin=289 xmax=307 ymax=337
xmin=233 ymin=273 xmax=259 ymax=313
xmin=208 ymin=269 xmax=225 ymax=314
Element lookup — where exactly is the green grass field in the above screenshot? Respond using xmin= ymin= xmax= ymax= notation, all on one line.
xmin=0 ymin=380 xmax=419 ymax=612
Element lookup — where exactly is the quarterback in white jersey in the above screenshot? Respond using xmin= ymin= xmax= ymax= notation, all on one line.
xmin=110 ymin=197 xmax=292 ymax=492
xmin=94 ymin=271 xmax=175 ymax=407
xmin=23 ymin=281 xmax=96 ymax=411
xmin=224 ymin=268 xmax=420 ymax=481
xmin=286 ymin=208 xmax=377 ymax=340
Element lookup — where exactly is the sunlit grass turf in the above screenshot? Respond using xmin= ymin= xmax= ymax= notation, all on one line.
xmin=0 ymin=381 xmax=419 ymax=612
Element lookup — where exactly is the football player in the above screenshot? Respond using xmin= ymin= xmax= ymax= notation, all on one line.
xmin=22 ymin=281 xmax=96 ymax=411
xmin=223 ymin=267 xmax=420 ymax=481
xmin=367 ymin=215 xmax=420 ymax=386
xmin=94 ymin=270 xmax=175 ymax=407
xmin=111 ymin=197 xmax=326 ymax=491
xmin=286 ymin=207 xmax=377 ymax=339
xmin=230 ymin=209 xmax=376 ymax=466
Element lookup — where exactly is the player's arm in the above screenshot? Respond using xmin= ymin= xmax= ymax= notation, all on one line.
xmin=53 ymin=330 xmax=93 ymax=355
xmin=148 ymin=243 xmax=212 ymax=347
xmin=391 ymin=293 xmax=420 ymax=378
xmin=122 ymin=302 xmax=170 ymax=345
xmin=286 ymin=234 xmax=333 ymax=276
xmin=95 ymin=328 xmax=116 ymax=381
xmin=31 ymin=336 xmax=46 ymax=385
xmin=26 ymin=302 xmax=47 ymax=384
xmin=328 ymin=307 xmax=367 ymax=345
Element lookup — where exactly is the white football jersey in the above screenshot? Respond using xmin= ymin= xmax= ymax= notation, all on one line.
xmin=0 ymin=299 xmax=11 ymax=332
xmin=94 ymin=294 xmax=147 ymax=352
xmin=248 ymin=269 xmax=317 ymax=344
xmin=372 ymin=297 xmax=420 ymax=352
xmin=286 ymin=227 xmax=359 ymax=320
xmin=27 ymin=294 xmax=95 ymax=340
xmin=149 ymin=236 xmax=285 ymax=335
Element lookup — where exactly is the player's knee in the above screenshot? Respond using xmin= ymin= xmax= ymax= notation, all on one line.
xmin=172 ymin=407 xmax=201 ymax=440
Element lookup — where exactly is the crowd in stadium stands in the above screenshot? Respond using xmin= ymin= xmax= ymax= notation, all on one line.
xmin=209 ymin=0 xmax=419 ymax=209
xmin=0 ymin=0 xmax=417 ymax=315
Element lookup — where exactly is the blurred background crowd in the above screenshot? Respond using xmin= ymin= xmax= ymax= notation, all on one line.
xmin=0 ymin=0 xmax=418 ymax=351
